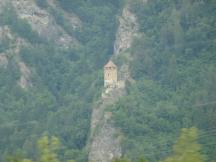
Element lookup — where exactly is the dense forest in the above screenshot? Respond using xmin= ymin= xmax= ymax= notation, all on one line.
xmin=112 ymin=0 xmax=216 ymax=161
xmin=0 ymin=0 xmax=122 ymax=161
xmin=0 ymin=0 xmax=215 ymax=162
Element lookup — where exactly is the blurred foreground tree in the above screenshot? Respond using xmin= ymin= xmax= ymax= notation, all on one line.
xmin=161 ymin=127 xmax=204 ymax=162
xmin=37 ymin=136 xmax=60 ymax=162
xmin=6 ymin=136 xmax=76 ymax=162
xmin=112 ymin=158 xmax=131 ymax=162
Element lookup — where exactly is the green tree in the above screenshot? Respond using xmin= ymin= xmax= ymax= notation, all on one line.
xmin=137 ymin=157 xmax=148 ymax=162
xmin=6 ymin=150 xmax=27 ymax=162
xmin=22 ymin=160 xmax=32 ymax=162
xmin=37 ymin=136 xmax=60 ymax=162
xmin=66 ymin=160 xmax=76 ymax=162
xmin=112 ymin=158 xmax=131 ymax=162
xmin=162 ymin=127 xmax=204 ymax=162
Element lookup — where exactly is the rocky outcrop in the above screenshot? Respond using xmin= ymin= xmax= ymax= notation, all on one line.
xmin=0 ymin=25 xmax=32 ymax=89
xmin=0 ymin=26 xmax=10 ymax=68
xmin=14 ymin=39 xmax=32 ymax=89
xmin=89 ymin=123 xmax=122 ymax=162
xmin=113 ymin=5 xmax=138 ymax=84
xmin=0 ymin=0 xmax=81 ymax=48
xmin=88 ymin=4 xmax=139 ymax=162
xmin=88 ymin=88 xmax=125 ymax=162
xmin=0 ymin=55 xmax=8 ymax=68
xmin=0 ymin=0 xmax=83 ymax=89
xmin=114 ymin=6 xmax=138 ymax=55
xmin=17 ymin=61 xmax=32 ymax=89
xmin=47 ymin=0 xmax=81 ymax=30
xmin=0 ymin=26 xmax=14 ymax=42
xmin=11 ymin=0 xmax=80 ymax=48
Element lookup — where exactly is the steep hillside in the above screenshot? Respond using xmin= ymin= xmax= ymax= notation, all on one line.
xmin=88 ymin=4 xmax=139 ymax=162
xmin=88 ymin=88 xmax=125 ymax=162
xmin=0 ymin=0 xmax=215 ymax=162
xmin=0 ymin=0 xmax=123 ymax=161
xmin=111 ymin=0 xmax=216 ymax=161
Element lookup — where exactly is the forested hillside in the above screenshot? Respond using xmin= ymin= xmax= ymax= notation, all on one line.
xmin=112 ymin=0 xmax=216 ymax=161
xmin=0 ymin=0 xmax=122 ymax=161
xmin=0 ymin=0 xmax=215 ymax=162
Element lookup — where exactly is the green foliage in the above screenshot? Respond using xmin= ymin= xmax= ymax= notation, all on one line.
xmin=112 ymin=0 xmax=216 ymax=161
xmin=6 ymin=151 xmax=24 ymax=162
xmin=0 ymin=36 xmax=10 ymax=53
xmin=49 ymin=7 xmax=73 ymax=36
xmin=58 ymin=0 xmax=121 ymax=67
xmin=37 ymin=136 xmax=60 ymax=162
xmin=0 ymin=1 xmax=123 ymax=162
xmin=0 ymin=3 xmax=43 ymax=44
xmin=35 ymin=0 xmax=48 ymax=9
xmin=22 ymin=159 xmax=32 ymax=162
xmin=112 ymin=158 xmax=131 ymax=162
xmin=7 ymin=136 xmax=76 ymax=162
xmin=161 ymin=127 xmax=204 ymax=162
xmin=0 ymin=0 xmax=215 ymax=161
xmin=137 ymin=158 xmax=148 ymax=162
xmin=112 ymin=157 xmax=148 ymax=162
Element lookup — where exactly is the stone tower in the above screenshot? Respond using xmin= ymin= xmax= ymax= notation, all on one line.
xmin=104 ymin=60 xmax=117 ymax=88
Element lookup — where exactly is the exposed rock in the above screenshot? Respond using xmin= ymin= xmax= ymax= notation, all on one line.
xmin=0 ymin=26 xmax=32 ymax=89
xmin=89 ymin=5 xmax=139 ymax=161
xmin=0 ymin=55 xmax=8 ymax=68
xmin=88 ymin=88 xmax=125 ymax=162
xmin=47 ymin=0 xmax=81 ymax=30
xmin=0 ymin=0 xmax=6 ymax=11
xmin=0 ymin=26 xmax=14 ymax=42
xmin=113 ymin=4 xmax=138 ymax=84
xmin=13 ymin=39 xmax=32 ymax=89
xmin=17 ymin=61 xmax=32 ymax=89
xmin=89 ymin=123 xmax=122 ymax=162
xmin=46 ymin=0 xmax=56 ymax=8
xmin=114 ymin=6 xmax=138 ymax=55
xmin=62 ymin=11 xmax=81 ymax=30
xmin=11 ymin=0 xmax=78 ymax=48
xmin=118 ymin=63 xmax=135 ymax=84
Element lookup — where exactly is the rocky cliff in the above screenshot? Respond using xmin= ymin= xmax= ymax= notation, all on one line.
xmin=0 ymin=0 xmax=80 ymax=89
xmin=88 ymin=4 xmax=139 ymax=162
xmin=11 ymin=0 xmax=80 ymax=47
xmin=0 ymin=25 xmax=31 ymax=89
xmin=114 ymin=5 xmax=138 ymax=55
xmin=0 ymin=1 xmax=139 ymax=161
xmin=88 ymin=88 xmax=125 ymax=162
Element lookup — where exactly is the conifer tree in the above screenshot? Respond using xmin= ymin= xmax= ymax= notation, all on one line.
xmin=37 ymin=136 xmax=60 ymax=162
xmin=162 ymin=127 xmax=204 ymax=162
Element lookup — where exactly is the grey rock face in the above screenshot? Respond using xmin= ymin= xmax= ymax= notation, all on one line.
xmin=0 ymin=55 xmax=8 ymax=68
xmin=88 ymin=88 xmax=125 ymax=162
xmin=9 ymin=0 xmax=80 ymax=48
xmin=88 ymin=5 xmax=139 ymax=161
xmin=0 ymin=0 xmax=82 ymax=89
xmin=114 ymin=6 xmax=138 ymax=55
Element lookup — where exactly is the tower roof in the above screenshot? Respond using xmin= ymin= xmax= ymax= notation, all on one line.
xmin=104 ymin=60 xmax=117 ymax=68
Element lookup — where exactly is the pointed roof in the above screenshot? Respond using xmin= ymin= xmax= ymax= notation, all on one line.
xmin=104 ymin=60 xmax=117 ymax=68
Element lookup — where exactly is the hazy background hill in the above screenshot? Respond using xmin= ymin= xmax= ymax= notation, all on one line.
xmin=0 ymin=0 xmax=215 ymax=162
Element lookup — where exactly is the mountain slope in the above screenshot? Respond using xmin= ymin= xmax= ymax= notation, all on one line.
xmin=0 ymin=0 xmax=215 ymax=162
xmin=111 ymin=0 xmax=216 ymax=161
xmin=0 ymin=0 xmax=122 ymax=161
